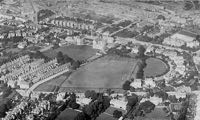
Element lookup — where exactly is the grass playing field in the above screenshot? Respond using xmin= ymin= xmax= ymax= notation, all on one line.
xmin=34 ymin=72 xmax=71 ymax=92
xmin=34 ymin=55 xmax=168 ymax=92
xmin=60 ymin=55 xmax=138 ymax=89
xmin=144 ymin=57 xmax=168 ymax=78
xmin=56 ymin=108 xmax=118 ymax=120
xmin=43 ymin=45 xmax=98 ymax=61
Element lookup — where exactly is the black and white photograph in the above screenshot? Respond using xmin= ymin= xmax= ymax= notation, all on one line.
xmin=0 ymin=0 xmax=199 ymax=120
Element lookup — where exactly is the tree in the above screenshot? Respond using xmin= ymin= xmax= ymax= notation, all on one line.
xmin=76 ymin=95 xmax=111 ymax=120
xmin=74 ymin=112 xmax=91 ymax=120
xmin=43 ymin=93 xmax=54 ymax=101
xmin=157 ymin=15 xmax=165 ymax=20
xmin=177 ymin=101 xmax=189 ymax=120
xmin=123 ymin=94 xmax=155 ymax=120
xmin=196 ymin=35 xmax=200 ymax=42
xmin=64 ymin=54 xmax=74 ymax=64
xmin=2 ymin=86 xmax=12 ymax=98
xmin=136 ymin=59 xmax=146 ymax=79
xmin=56 ymin=51 xmax=65 ymax=64
xmin=38 ymin=93 xmax=45 ymax=100
xmin=147 ymin=89 xmax=154 ymax=97
xmin=184 ymin=1 xmax=194 ymax=10
xmin=138 ymin=101 xmax=155 ymax=114
xmin=69 ymin=102 xmax=80 ymax=109
xmin=127 ymin=94 xmax=139 ymax=107
xmin=122 ymin=81 xmax=131 ymax=90
xmin=69 ymin=93 xmax=76 ymax=102
xmin=113 ymin=110 xmax=123 ymax=118
xmin=63 ymin=92 xmax=69 ymax=99
xmin=136 ymin=69 xmax=144 ymax=79
xmin=85 ymin=90 xmax=92 ymax=98
xmin=0 ymin=99 xmax=11 ymax=118
xmin=130 ymin=86 xmax=135 ymax=92
xmin=137 ymin=45 xmax=146 ymax=58
xmin=72 ymin=61 xmax=81 ymax=70
xmin=157 ymin=80 xmax=166 ymax=88
xmin=168 ymin=95 xmax=178 ymax=103
xmin=123 ymin=94 xmax=140 ymax=120
xmin=90 ymin=91 xmax=98 ymax=100
xmin=84 ymin=90 xmax=98 ymax=100
xmin=0 ymin=104 xmax=8 ymax=118
xmin=155 ymin=91 xmax=168 ymax=101
xmin=106 ymin=89 xmax=114 ymax=96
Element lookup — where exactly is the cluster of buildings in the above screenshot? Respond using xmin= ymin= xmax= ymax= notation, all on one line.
xmin=0 ymin=55 xmax=30 ymax=74
xmin=59 ymin=34 xmax=115 ymax=52
xmin=0 ymin=55 xmax=70 ymax=89
xmin=49 ymin=17 xmax=95 ymax=31
xmin=3 ymin=101 xmax=28 ymax=120
xmin=31 ymin=100 xmax=50 ymax=115
xmin=3 ymin=100 xmax=50 ymax=120
xmin=130 ymin=78 xmax=156 ymax=89
xmin=194 ymin=92 xmax=200 ymax=120
xmin=163 ymin=30 xmax=199 ymax=48
xmin=155 ymin=47 xmax=186 ymax=76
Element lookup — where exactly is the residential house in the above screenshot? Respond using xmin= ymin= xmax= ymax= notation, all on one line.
xmin=144 ymin=78 xmax=156 ymax=88
xmin=92 ymin=38 xmax=106 ymax=51
xmin=141 ymin=96 xmax=162 ymax=106
xmin=131 ymin=46 xmax=139 ymax=54
xmin=7 ymin=80 xmax=17 ymax=88
xmin=17 ymin=80 xmax=31 ymax=89
xmin=186 ymin=40 xmax=199 ymax=48
xmin=130 ymin=79 xmax=142 ymax=89
xmin=18 ymin=41 xmax=27 ymax=49
xmin=163 ymin=30 xmax=198 ymax=48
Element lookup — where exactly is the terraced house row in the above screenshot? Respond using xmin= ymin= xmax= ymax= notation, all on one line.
xmin=0 ymin=55 xmax=30 ymax=74
xmin=50 ymin=17 xmax=95 ymax=30
xmin=0 ymin=54 xmax=71 ymax=89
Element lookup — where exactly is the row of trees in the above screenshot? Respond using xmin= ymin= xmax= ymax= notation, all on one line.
xmin=184 ymin=1 xmax=200 ymax=10
xmin=107 ymin=45 xmax=132 ymax=57
xmin=136 ymin=45 xmax=147 ymax=80
xmin=56 ymin=51 xmax=82 ymax=70
xmin=45 ymin=92 xmax=80 ymax=120
xmin=123 ymin=94 xmax=155 ymax=120
xmin=0 ymin=99 xmax=12 ymax=118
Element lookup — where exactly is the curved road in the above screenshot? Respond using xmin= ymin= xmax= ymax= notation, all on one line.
xmin=26 ymin=69 xmax=70 ymax=96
